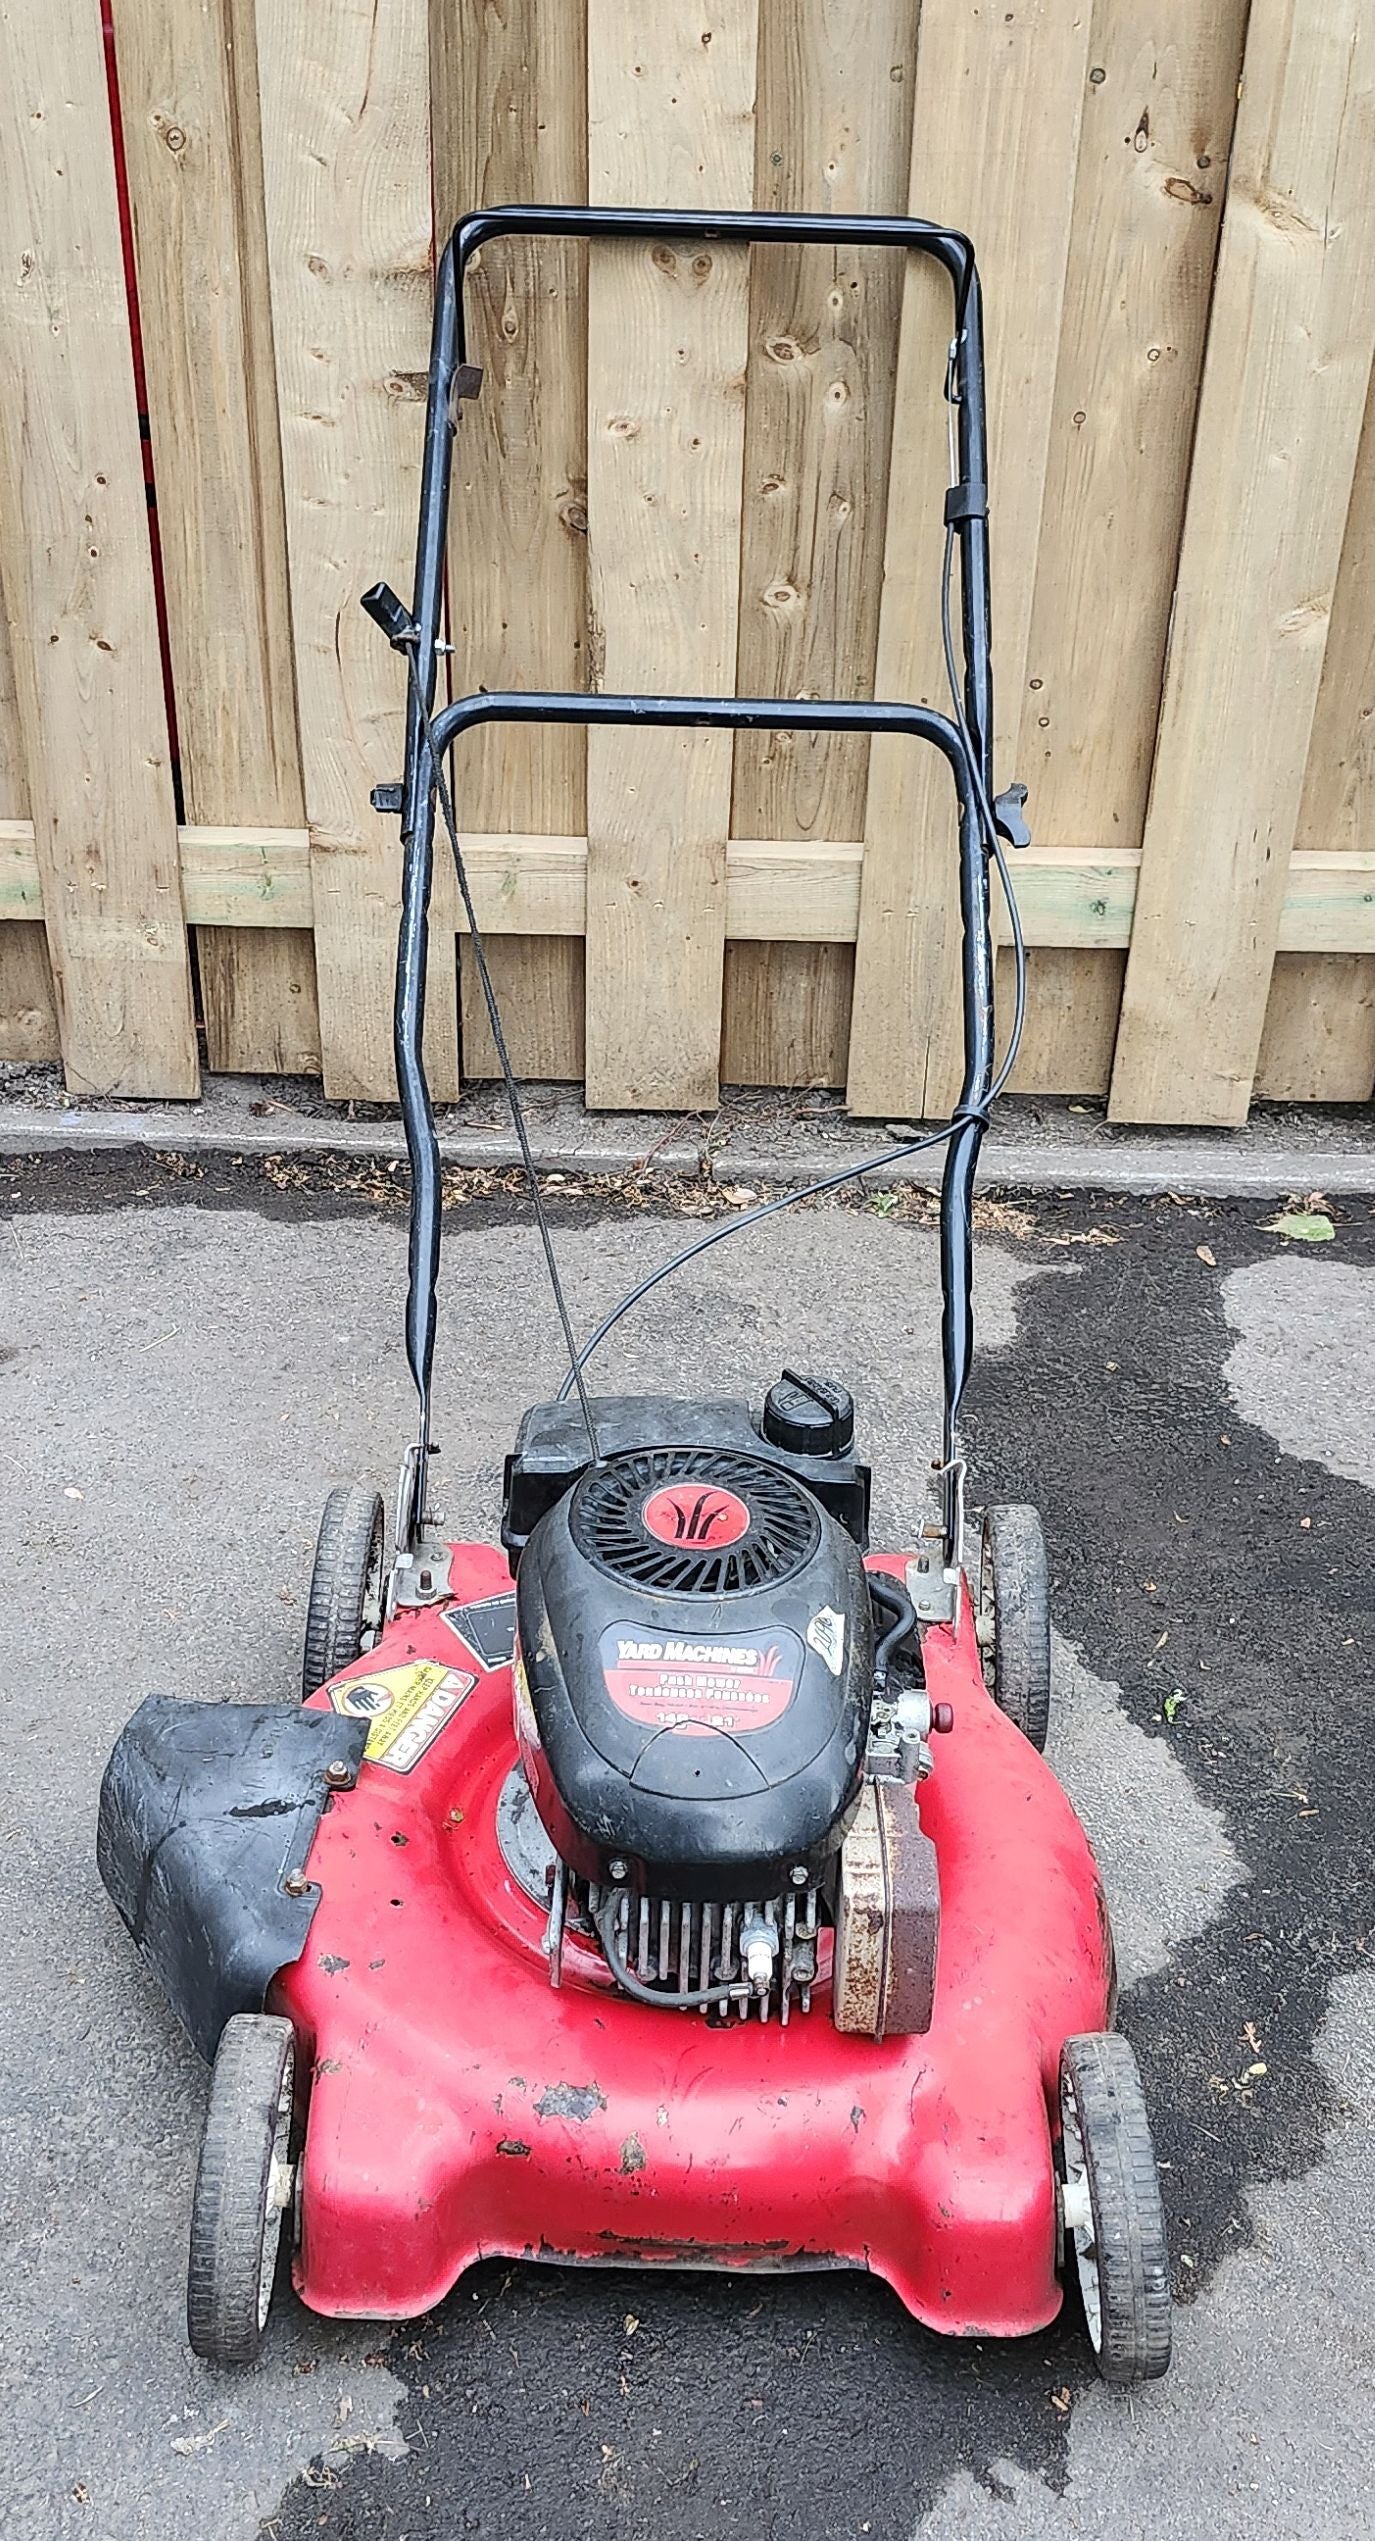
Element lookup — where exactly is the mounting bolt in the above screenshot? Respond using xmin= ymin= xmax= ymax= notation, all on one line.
xmin=607 ymin=1858 xmax=628 ymax=1882
xmin=283 ymin=1870 xmax=310 ymax=1898
xmin=324 ymin=1759 xmax=353 ymax=1787
xmin=790 ymin=1864 xmax=809 ymax=1887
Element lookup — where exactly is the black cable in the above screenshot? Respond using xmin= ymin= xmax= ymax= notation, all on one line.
xmin=593 ymin=1893 xmax=748 ymax=2011
xmin=555 ymin=1120 xmax=962 ymax=1402
xmin=407 ymin=658 xmax=603 ymax=1464
xmin=553 ymin=535 xmax=1028 ymax=1405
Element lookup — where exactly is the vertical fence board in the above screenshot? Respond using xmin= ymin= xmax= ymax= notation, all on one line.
xmin=847 ymin=0 xmax=1090 ymax=1119
xmin=117 ymin=0 xmax=318 ymax=1077
xmin=432 ymin=0 xmax=587 ymax=1079
xmin=1256 ymin=351 xmax=1375 ymax=1099
xmin=583 ymin=1 xmax=757 ymax=1111
xmin=0 ymin=591 xmax=26 ymax=818
xmin=195 ymin=927 xmax=321 ymax=1075
xmin=732 ymin=0 xmax=914 ymax=845
xmin=722 ymin=940 xmax=853 ymax=1088
xmin=723 ymin=0 xmax=913 ymax=1091
xmin=461 ymin=937 xmax=586 ymax=1082
xmin=1111 ymin=0 xmax=1375 ymax=1125
xmin=0 ymin=922 xmax=60 ymax=1062
xmin=999 ymin=945 xmax=1127 ymax=1097
xmin=255 ymin=0 xmax=457 ymax=1101
xmin=1293 ymin=372 xmax=1375 ymax=865
xmin=1255 ymin=954 xmax=1375 ymax=1102
xmin=1011 ymin=0 xmax=1248 ymax=1095
xmin=1024 ymin=5 xmax=1247 ymax=851
xmin=0 ymin=559 xmax=58 ymax=1057
xmin=0 ymin=0 xmax=197 ymax=1097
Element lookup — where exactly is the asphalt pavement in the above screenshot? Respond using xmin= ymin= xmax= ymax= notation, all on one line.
xmin=1 ymin=1154 xmax=1372 ymax=2541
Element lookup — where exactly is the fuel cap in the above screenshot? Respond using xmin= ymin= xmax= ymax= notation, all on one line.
xmin=761 ymin=1370 xmax=855 ymax=1459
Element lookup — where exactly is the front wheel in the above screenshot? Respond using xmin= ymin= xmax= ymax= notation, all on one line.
xmin=976 ymin=1503 xmax=1051 ymax=1750
xmin=187 ymin=2013 xmax=297 ymax=2364
xmin=1059 ymin=2032 xmax=1172 ymax=2384
xmin=302 ymin=1486 xmax=385 ymax=1696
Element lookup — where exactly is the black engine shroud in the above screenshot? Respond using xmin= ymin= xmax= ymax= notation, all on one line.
xmin=513 ymin=1424 xmax=875 ymax=1904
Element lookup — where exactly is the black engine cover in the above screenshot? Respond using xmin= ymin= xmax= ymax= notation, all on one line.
xmin=515 ymin=1445 xmax=874 ymax=1902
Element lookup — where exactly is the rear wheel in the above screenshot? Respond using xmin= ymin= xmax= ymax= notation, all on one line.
xmin=187 ymin=2013 xmax=297 ymax=2364
xmin=302 ymin=1486 xmax=385 ymax=1696
xmin=1059 ymin=2032 xmax=1172 ymax=2384
xmin=976 ymin=1503 xmax=1051 ymax=1750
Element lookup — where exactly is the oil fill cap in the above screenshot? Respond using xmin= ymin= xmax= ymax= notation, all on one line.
xmin=761 ymin=1370 xmax=855 ymax=1459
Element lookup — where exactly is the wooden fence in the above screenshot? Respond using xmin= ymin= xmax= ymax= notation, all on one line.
xmin=1 ymin=1 xmax=1373 ymax=1125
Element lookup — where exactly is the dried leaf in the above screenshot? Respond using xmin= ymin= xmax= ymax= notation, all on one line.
xmin=1196 ymin=1243 xmax=1217 ymax=1267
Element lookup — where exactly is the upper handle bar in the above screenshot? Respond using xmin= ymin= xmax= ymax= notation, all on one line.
xmin=449 ymin=205 xmax=977 ymax=324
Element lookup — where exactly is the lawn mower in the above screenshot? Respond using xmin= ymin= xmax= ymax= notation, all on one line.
xmin=98 ymin=206 xmax=1171 ymax=2384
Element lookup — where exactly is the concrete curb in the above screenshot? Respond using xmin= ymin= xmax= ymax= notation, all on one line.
xmin=2 ymin=1087 xmax=1372 ymax=1200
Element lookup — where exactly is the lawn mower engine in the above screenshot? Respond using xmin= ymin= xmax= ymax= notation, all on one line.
xmin=505 ymin=1385 xmax=943 ymax=2034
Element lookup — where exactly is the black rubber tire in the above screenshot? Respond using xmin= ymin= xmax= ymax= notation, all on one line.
xmin=977 ymin=1503 xmax=1051 ymax=1751
xmin=302 ymin=1486 xmax=385 ymax=1697
xmin=187 ymin=2014 xmax=296 ymax=2364
xmin=1060 ymin=2032 xmax=1172 ymax=2385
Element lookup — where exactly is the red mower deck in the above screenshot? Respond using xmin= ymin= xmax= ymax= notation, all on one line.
xmin=286 ymin=1545 xmax=1111 ymax=2333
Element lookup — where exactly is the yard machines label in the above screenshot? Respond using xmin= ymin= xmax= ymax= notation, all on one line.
xmin=600 ymin=1625 xmax=801 ymax=1736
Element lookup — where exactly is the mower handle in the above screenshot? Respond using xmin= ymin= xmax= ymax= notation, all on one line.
xmin=385 ymin=206 xmax=998 ymax=1555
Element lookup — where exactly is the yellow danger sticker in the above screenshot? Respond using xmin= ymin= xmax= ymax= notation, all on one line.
xmin=327 ymin=1660 xmax=476 ymax=1774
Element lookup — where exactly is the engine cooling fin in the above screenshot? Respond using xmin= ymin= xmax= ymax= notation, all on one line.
xmin=569 ymin=1446 xmax=821 ymax=1597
